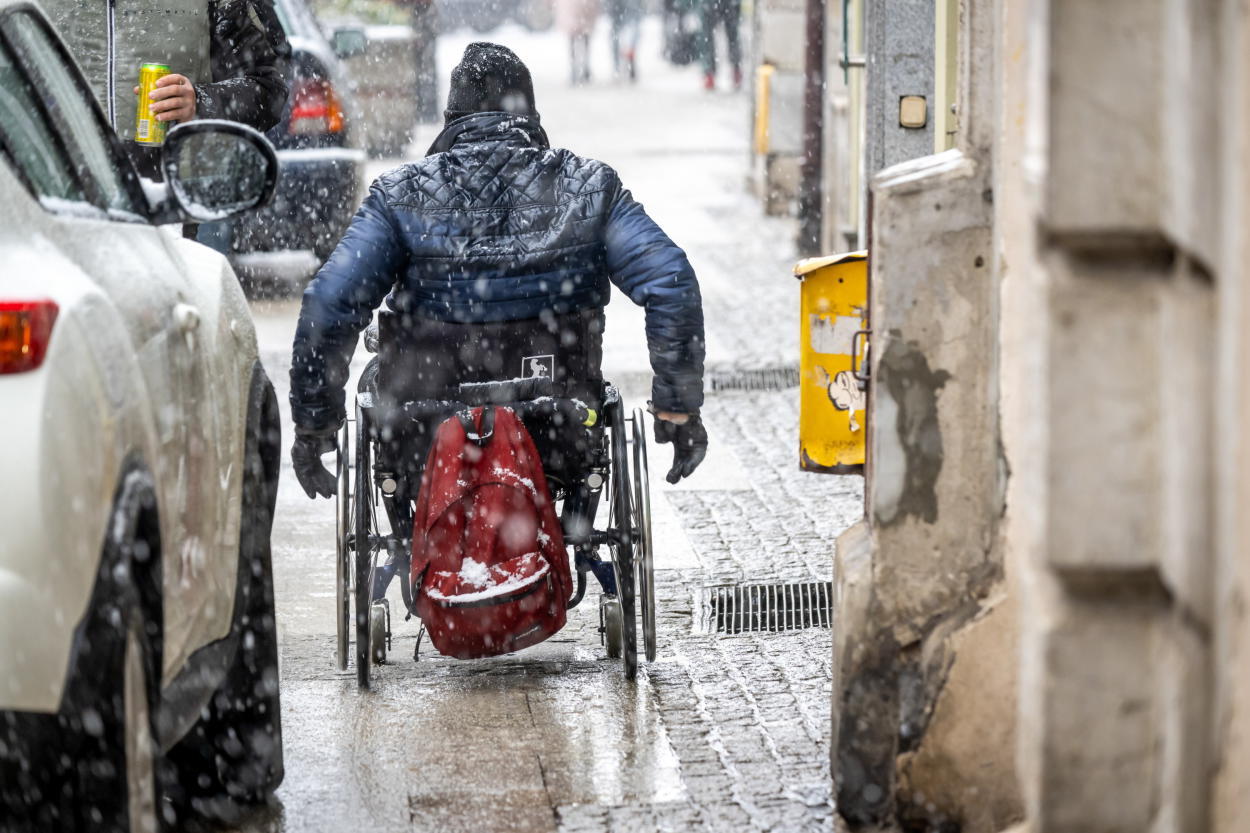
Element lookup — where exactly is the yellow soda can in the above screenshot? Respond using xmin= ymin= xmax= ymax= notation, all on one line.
xmin=135 ymin=62 xmax=171 ymax=145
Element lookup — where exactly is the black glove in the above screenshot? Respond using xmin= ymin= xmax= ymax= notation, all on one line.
xmin=291 ymin=429 xmax=338 ymax=499
xmin=653 ymin=413 xmax=708 ymax=484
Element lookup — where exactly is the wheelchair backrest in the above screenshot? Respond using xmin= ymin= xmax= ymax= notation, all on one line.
xmin=375 ymin=307 xmax=605 ymax=407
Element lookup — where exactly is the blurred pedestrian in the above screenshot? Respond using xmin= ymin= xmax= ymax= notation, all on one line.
xmin=662 ymin=0 xmax=699 ymax=66
xmin=44 ymin=0 xmax=290 ymax=256
xmin=698 ymin=0 xmax=741 ymax=91
xmin=606 ymin=0 xmax=643 ymax=81
xmin=557 ymin=0 xmax=600 ymax=84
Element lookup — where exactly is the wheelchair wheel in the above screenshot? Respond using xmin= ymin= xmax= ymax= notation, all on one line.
xmin=600 ymin=595 xmax=623 ymax=659
xmin=354 ymin=403 xmax=379 ymax=689
xmin=335 ymin=420 xmax=351 ymax=671
xmin=370 ymin=600 xmax=389 ymax=665
xmin=631 ymin=408 xmax=657 ymax=663
xmin=608 ymin=401 xmax=638 ymax=680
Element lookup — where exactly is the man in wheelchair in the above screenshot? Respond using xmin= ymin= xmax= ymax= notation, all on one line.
xmin=287 ymin=42 xmax=707 ymax=537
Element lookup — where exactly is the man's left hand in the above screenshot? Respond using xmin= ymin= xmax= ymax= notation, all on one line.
xmin=653 ymin=412 xmax=708 ymax=484
xmin=136 ymin=74 xmax=196 ymax=122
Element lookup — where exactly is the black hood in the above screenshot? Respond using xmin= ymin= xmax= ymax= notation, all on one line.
xmin=444 ymin=42 xmax=537 ymax=122
xmin=426 ymin=111 xmax=550 ymax=155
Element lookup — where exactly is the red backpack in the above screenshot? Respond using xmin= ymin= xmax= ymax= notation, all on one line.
xmin=409 ymin=406 xmax=572 ymax=659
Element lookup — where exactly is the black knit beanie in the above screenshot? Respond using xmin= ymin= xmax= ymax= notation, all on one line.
xmin=445 ymin=42 xmax=537 ymax=122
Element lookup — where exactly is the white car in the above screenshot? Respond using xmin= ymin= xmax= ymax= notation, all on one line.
xmin=0 ymin=3 xmax=284 ymax=830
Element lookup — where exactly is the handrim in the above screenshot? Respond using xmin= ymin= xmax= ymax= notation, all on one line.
xmin=631 ymin=408 xmax=657 ymax=663
xmin=609 ymin=402 xmax=638 ymax=680
xmin=336 ymin=419 xmax=351 ymax=671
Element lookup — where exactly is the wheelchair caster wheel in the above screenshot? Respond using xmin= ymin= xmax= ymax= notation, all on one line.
xmin=370 ymin=600 xmax=389 ymax=665
xmin=600 ymin=595 xmax=623 ymax=659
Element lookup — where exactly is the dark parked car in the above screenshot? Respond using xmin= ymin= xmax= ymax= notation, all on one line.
xmin=233 ymin=0 xmax=366 ymax=262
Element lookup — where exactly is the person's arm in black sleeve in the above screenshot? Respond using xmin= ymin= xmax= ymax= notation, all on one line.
xmin=604 ymin=179 xmax=709 ymax=482
xmin=604 ymin=182 xmax=706 ymax=414
xmin=198 ymin=0 xmax=292 ymax=132
xmin=290 ymin=183 xmax=408 ymax=435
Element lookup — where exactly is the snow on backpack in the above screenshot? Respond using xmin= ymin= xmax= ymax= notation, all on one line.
xmin=409 ymin=405 xmax=573 ymax=659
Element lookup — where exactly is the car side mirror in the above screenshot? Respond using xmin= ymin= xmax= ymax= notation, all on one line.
xmin=157 ymin=120 xmax=278 ymax=224
xmin=331 ymin=27 xmax=367 ymax=59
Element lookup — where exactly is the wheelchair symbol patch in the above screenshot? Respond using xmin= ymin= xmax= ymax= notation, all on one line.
xmin=522 ymin=354 xmax=555 ymax=379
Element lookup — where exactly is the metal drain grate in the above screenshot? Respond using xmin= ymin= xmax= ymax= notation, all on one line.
xmin=696 ymin=582 xmax=834 ymax=635
xmin=708 ymin=366 xmax=800 ymax=392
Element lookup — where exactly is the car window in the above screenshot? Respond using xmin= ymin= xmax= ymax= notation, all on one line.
xmin=0 ymin=32 xmax=84 ymax=203
xmin=2 ymin=12 xmax=140 ymax=216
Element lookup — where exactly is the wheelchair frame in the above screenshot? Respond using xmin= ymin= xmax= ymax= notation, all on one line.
xmin=334 ymin=380 xmax=656 ymax=689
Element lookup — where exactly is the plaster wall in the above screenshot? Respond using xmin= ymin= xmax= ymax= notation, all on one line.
xmin=1012 ymin=0 xmax=1241 ymax=830
xmin=996 ymin=0 xmax=1049 ymax=820
xmin=1045 ymin=0 xmax=1220 ymax=267
xmin=833 ymin=0 xmax=1021 ymax=827
xmin=836 ymin=0 xmax=1250 ymax=829
xmin=1212 ymin=0 xmax=1250 ymax=828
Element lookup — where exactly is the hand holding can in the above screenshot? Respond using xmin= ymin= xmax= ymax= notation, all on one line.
xmin=147 ymin=74 xmax=197 ymax=122
xmin=133 ymin=64 xmax=196 ymax=144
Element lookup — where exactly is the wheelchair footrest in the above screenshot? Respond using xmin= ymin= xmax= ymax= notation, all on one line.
xmin=575 ymin=551 xmax=618 ymax=596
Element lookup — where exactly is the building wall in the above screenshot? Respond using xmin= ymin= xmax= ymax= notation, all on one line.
xmin=833 ymin=0 xmax=1250 ymax=830
xmin=750 ymin=0 xmax=807 ymax=215
xmin=863 ymin=0 xmax=936 ymax=175
xmin=831 ymin=0 xmax=1023 ymax=829
xmin=819 ymin=0 xmax=855 ymax=252
xmin=1211 ymin=0 xmax=1250 ymax=828
xmin=997 ymin=0 xmax=1047 ymax=819
xmin=1007 ymin=0 xmax=1249 ymax=831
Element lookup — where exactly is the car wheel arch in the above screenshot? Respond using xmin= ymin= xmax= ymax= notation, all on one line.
xmin=104 ymin=456 xmax=166 ymax=679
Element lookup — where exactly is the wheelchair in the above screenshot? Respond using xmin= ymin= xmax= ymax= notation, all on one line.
xmin=332 ymin=310 xmax=657 ymax=689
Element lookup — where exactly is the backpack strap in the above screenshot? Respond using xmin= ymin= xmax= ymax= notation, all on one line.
xmin=456 ymin=405 xmax=495 ymax=447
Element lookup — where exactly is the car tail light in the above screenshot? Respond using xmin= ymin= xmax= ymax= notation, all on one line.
xmin=0 ymin=300 xmax=58 ymax=374
xmin=289 ymin=77 xmax=345 ymax=135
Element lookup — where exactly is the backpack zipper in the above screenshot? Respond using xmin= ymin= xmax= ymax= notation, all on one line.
xmin=431 ymin=573 xmax=549 ymax=609
xmin=105 ymin=0 xmax=116 ymax=127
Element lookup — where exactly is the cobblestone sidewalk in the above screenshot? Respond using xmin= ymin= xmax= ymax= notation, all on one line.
xmin=547 ymin=385 xmax=861 ymax=833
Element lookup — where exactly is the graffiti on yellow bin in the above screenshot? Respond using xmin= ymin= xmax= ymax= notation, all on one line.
xmin=794 ymin=251 xmax=868 ymax=474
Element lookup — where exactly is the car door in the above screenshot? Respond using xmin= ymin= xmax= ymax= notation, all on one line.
xmin=0 ymin=7 xmax=223 ymax=688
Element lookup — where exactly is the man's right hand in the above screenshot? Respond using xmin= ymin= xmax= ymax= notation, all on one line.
xmin=291 ymin=430 xmax=338 ymax=499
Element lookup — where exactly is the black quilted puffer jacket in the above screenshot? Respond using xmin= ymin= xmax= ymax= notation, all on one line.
xmin=291 ymin=111 xmax=706 ymax=432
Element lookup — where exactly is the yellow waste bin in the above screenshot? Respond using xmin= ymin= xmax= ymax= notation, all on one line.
xmin=794 ymin=250 xmax=868 ymax=474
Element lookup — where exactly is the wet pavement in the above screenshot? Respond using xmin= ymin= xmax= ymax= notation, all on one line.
xmin=237 ymin=19 xmax=861 ymax=833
